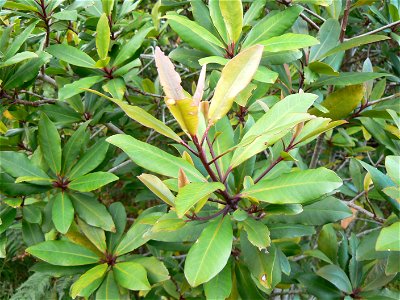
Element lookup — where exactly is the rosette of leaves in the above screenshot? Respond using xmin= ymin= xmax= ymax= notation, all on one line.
xmin=26 ymin=203 xmax=170 ymax=299
xmin=84 ymin=44 xmax=354 ymax=296
xmin=0 ymin=113 xmax=118 ymax=251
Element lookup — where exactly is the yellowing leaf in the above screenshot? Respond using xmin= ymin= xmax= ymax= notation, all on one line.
xmin=167 ymin=98 xmax=199 ymax=136
xmin=175 ymin=182 xmax=224 ymax=218
xmin=96 ymin=13 xmax=111 ymax=60
xmin=208 ymin=44 xmax=264 ymax=124
xmin=138 ymin=173 xmax=175 ymax=206
xmin=220 ymin=0 xmax=243 ymax=43
xmin=83 ymin=88 xmax=182 ymax=142
xmin=309 ymin=85 xmax=364 ymax=120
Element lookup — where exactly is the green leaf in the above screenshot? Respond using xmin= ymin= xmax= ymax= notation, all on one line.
xmin=166 ymin=13 xmax=225 ymax=56
xmin=308 ymin=61 xmax=339 ymax=76
xmin=269 ymin=223 xmax=315 ymax=239
xmin=312 ymin=72 xmax=389 ymax=87
xmin=22 ymin=221 xmax=44 ymax=247
xmin=175 ymin=182 xmax=224 ymax=218
xmin=294 ymin=118 xmax=346 ymax=146
xmin=96 ymin=13 xmax=110 ymax=60
xmin=52 ymin=192 xmax=74 ymax=234
xmin=102 ymin=78 xmax=125 ymax=100
xmin=3 ymin=51 xmax=51 ymax=90
xmin=376 ymin=222 xmax=400 ymax=251
xmin=184 ymin=215 xmax=233 ymax=287
xmin=106 ymin=134 xmax=204 ymax=182
xmin=208 ymin=44 xmax=263 ymax=124
xmin=26 ymin=241 xmax=99 ymax=266
xmin=309 ymin=19 xmax=341 ymax=61
xmin=70 ymin=193 xmax=116 ymax=232
xmin=253 ymin=66 xmax=279 ymax=84
xmin=52 ymin=9 xmax=78 ymax=21
xmin=113 ymin=210 xmax=159 ymax=256
xmin=87 ymin=89 xmax=182 ymax=142
xmin=297 ymin=274 xmax=342 ymax=300
xmin=385 ymin=156 xmax=400 ymax=184
xmin=304 ymin=249 xmax=334 ymax=264
xmin=106 ymin=202 xmax=127 ymax=252
xmin=113 ymin=26 xmax=153 ymax=66
xmin=39 ymin=113 xmax=62 ymax=174
xmin=204 ymin=262 xmax=232 ymax=300
xmin=138 ymin=174 xmax=175 ymax=206
xmin=243 ymin=0 xmax=267 ymax=26
xmin=235 ymin=263 xmax=265 ymax=300
xmin=0 ymin=51 xmax=38 ymax=68
xmin=59 ymin=76 xmax=104 ymax=100
xmin=270 ymin=197 xmax=352 ymax=225
xmin=102 ymin=0 xmax=115 ymax=14
xmin=70 ymin=264 xmax=108 ymax=298
xmin=240 ymin=232 xmax=281 ymax=289
xmin=242 ymin=5 xmax=303 ymax=49
xmin=209 ymin=0 xmax=229 ymax=44
xmin=318 ymin=224 xmax=338 ymax=263
xmin=309 ymin=84 xmax=364 ymax=120
xmin=78 ymin=218 xmax=107 ymax=253
xmin=67 ymin=139 xmax=109 ymax=180
xmin=15 ymin=176 xmax=52 ymax=184
xmin=0 ymin=207 xmax=16 ymax=235
xmin=261 ymin=33 xmax=319 ymax=52
xmin=230 ymin=93 xmax=317 ymax=168
xmin=129 ymin=256 xmax=169 ymax=284
xmin=220 ymin=0 xmax=242 ymax=43
xmin=114 ymin=262 xmax=151 ymax=291
xmin=359 ymin=160 xmax=400 ymax=213
xmin=191 ymin=0 xmax=217 ymax=35
xmin=4 ymin=21 xmax=38 ymax=58
xmin=96 ymin=271 xmax=120 ymax=300
xmin=317 ymin=265 xmax=353 ymax=293
xmin=242 ymin=168 xmax=342 ymax=204
xmin=241 ymin=217 xmax=270 ymax=250
xmin=0 ymin=151 xmax=50 ymax=182
xmin=23 ymin=205 xmax=42 ymax=224
xmin=362 ymin=260 xmax=396 ymax=292
xmin=69 ymin=172 xmax=118 ymax=192
xmin=62 ymin=121 xmax=90 ymax=173
xmin=46 ymin=44 xmax=96 ymax=68
xmin=319 ymin=35 xmax=390 ymax=59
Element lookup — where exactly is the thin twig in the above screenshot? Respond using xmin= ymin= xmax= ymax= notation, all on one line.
xmin=20 ymin=90 xmax=57 ymax=102
xmin=300 ymin=13 xmax=319 ymax=30
xmin=349 ymin=20 xmax=400 ymax=40
xmin=302 ymin=6 xmax=325 ymax=22
xmin=309 ymin=134 xmax=325 ymax=168
xmin=206 ymin=135 xmax=224 ymax=181
xmin=105 ymin=122 xmax=124 ymax=134
xmin=340 ymin=0 xmax=352 ymax=42
xmin=37 ymin=74 xmax=57 ymax=88
xmin=126 ymin=84 xmax=163 ymax=99
xmin=367 ymin=93 xmax=400 ymax=107
xmin=185 ymin=206 xmax=229 ymax=222
xmin=343 ymin=201 xmax=385 ymax=223
xmin=108 ymin=160 xmax=131 ymax=173
xmin=12 ymin=99 xmax=56 ymax=106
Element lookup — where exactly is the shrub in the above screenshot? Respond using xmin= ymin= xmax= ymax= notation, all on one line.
xmin=0 ymin=0 xmax=399 ymax=299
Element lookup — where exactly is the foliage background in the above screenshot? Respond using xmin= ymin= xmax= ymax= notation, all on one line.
xmin=0 ymin=0 xmax=399 ymax=299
